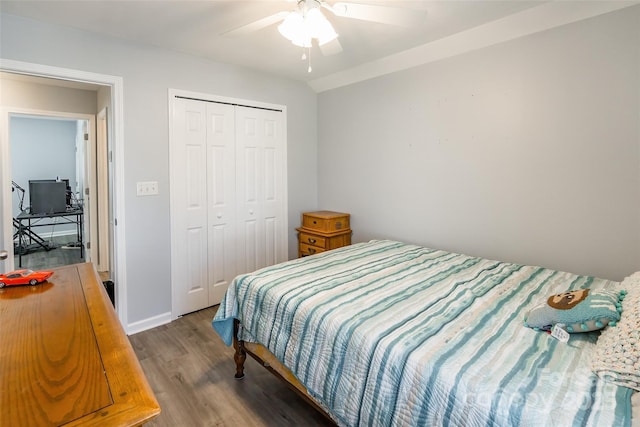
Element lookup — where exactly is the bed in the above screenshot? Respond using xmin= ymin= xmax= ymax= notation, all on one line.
xmin=212 ymin=240 xmax=639 ymax=426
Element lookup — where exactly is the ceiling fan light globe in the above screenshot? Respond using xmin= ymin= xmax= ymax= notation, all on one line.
xmin=291 ymin=32 xmax=312 ymax=48
xmin=278 ymin=2 xmax=336 ymax=48
xmin=278 ymin=11 xmax=304 ymax=41
xmin=305 ymin=8 xmax=326 ymax=38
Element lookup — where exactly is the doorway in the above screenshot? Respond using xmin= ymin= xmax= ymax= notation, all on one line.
xmin=10 ymin=113 xmax=93 ymax=271
xmin=0 ymin=59 xmax=129 ymax=329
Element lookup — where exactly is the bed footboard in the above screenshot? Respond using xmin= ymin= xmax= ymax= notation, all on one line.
xmin=231 ymin=319 xmax=335 ymax=423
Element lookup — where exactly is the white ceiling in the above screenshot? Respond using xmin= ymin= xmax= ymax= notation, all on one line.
xmin=1 ymin=1 xmax=637 ymax=91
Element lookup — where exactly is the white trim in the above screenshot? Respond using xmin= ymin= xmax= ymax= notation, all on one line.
xmin=281 ymin=106 xmax=289 ymax=265
xmin=0 ymin=109 xmax=12 ymax=272
xmin=170 ymin=88 xmax=287 ymax=112
xmin=0 ymin=59 xmax=129 ymax=330
xmin=13 ymin=229 xmax=78 ymax=241
xmin=4 ymin=108 xmax=93 ymax=121
xmin=308 ymin=1 xmax=639 ymax=92
xmin=127 ymin=311 xmax=172 ymax=335
xmin=168 ymin=89 xmax=178 ymax=321
xmin=96 ymin=107 xmax=110 ymax=272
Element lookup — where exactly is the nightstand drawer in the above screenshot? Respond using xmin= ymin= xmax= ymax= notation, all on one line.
xmin=302 ymin=211 xmax=350 ymax=233
xmin=299 ymin=243 xmax=325 ymax=257
xmin=298 ymin=231 xmax=326 ymax=248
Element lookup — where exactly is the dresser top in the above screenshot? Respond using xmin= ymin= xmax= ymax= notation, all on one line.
xmin=303 ymin=210 xmax=350 ymax=219
xmin=0 ymin=263 xmax=160 ymax=426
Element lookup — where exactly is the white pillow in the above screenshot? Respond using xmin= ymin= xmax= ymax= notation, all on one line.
xmin=592 ymin=272 xmax=640 ymax=391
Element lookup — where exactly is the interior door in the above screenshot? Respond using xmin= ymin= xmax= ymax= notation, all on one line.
xmin=172 ymin=98 xmax=237 ymax=315
xmin=235 ymin=106 xmax=286 ymax=273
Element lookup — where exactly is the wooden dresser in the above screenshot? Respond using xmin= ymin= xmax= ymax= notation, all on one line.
xmin=296 ymin=210 xmax=351 ymax=257
xmin=0 ymin=263 xmax=160 ymax=426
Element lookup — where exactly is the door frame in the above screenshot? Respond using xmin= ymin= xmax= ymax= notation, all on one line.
xmin=168 ymin=88 xmax=288 ymax=320
xmin=96 ymin=107 xmax=110 ymax=272
xmin=0 ymin=59 xmax=129 ymax=329
xmin=5 ymin=110 xmax=96 ymax=265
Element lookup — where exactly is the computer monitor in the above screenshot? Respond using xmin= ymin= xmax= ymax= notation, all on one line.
xmin=29 ymin=180 xmax=67 ymax=214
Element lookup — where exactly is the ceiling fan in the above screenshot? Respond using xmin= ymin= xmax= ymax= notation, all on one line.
xmin=223 ymin=0 xmax=426 ymax=72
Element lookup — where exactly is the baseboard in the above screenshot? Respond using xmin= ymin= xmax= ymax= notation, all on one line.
xmin=46 ymin=229 xmax=76 ymax=238
xmin=127 ymin=312 xmax=172 ymax=335
xmin=13 ymin=229 xmax=76 ymax=243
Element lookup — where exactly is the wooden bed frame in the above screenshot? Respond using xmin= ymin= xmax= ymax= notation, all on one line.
xmin=232 ymin=320 xmax=335 ymax=423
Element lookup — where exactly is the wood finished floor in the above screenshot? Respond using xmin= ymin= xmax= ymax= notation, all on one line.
xmin=129 ymin=307 xmax=336 ymax=427
xmin=14 ymin=235 xmax=111 ymax=281
xmin=14 ymin=234 xmax=85 ymax=271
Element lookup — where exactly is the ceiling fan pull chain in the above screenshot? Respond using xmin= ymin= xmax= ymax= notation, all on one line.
xmin=300 ymin=46 xmax=311 ymax=73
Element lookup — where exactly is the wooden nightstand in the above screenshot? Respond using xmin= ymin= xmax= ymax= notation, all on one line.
xmin=297 ymin=211 xmax=352 ymax=258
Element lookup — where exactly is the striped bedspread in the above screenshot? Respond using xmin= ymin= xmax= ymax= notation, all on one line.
xmin=212 ymin=240 xmax=633 ymax=426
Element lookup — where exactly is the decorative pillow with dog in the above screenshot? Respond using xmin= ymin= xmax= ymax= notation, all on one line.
xmin=524 ymin=288 xmax=624 ymax=333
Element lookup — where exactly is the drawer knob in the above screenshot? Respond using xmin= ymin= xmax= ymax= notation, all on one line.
xmin=308 ymin=248 xmax=316 ymax=254
xmin=249 ymin=210 xmax=254 ymax=215
xmin=307 ymin=238 xmax=316 ymax=244
xmin=217 ymin=213 xmax=222 ymax=219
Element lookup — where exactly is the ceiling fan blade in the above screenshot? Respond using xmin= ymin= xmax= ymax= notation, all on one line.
xmin=320 ymin=37 xmax=343 ymax=56
xmin=325 ymin=2 xmax=425 ymax=27
xmin=221 ymin=11 xmax=289 ymax=36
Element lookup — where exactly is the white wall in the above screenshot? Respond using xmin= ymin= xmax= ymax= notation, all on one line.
xmin=0 ymin=76 xmax=98 ymax=113
xmin=318 ymin=6 xmax=640 ymax=281
xmin=1 ymin=13 xmax=318 ymax=325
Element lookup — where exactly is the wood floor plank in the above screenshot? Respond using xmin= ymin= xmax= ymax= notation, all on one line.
xmin=129 ymin=307 xmax=335 ymax=427
xmin=14 ymin=234 xmax=84 ymax=271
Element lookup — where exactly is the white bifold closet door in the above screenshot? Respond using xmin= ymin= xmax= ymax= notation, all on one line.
xmin=171 ymin=96 xmax=286 ymax=317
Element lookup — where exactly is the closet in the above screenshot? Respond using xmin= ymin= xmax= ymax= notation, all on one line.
xmin=170 ymin=94 xmax=287 ymax=317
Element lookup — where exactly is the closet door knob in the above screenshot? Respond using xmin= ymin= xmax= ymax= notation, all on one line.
xmin=249 ymin=210 xmax=254 ymax=215
xmin=217 ymin=213 xmax=222 ymax=219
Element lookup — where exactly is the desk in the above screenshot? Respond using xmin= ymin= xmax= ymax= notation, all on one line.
xmin=15 ymin=208 xmax=84 ymax=267
xmin=0 ymin=263 xmax=161 ymax=426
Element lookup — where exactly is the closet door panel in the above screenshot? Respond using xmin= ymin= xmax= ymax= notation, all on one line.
xmin=206 ymin=104 xmax=236 ymax=306
xmin=236 ymin=109 xmax=265 ymax=272
xmin=172 ymin=98 xmax=209 ymax=314
xmin=186 ymin=227 xmax=207 ymax=295
xmin=264 ymin=216 xmax=277 ymax=266
xmin=241 ymin=220 xmax=259 ymax=273
xmin=260 ymin=111 xmax=287 ymax=265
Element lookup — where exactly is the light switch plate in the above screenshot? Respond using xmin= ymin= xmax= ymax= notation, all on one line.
xmin=136 ymin=181 xmax=158 ymax=196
